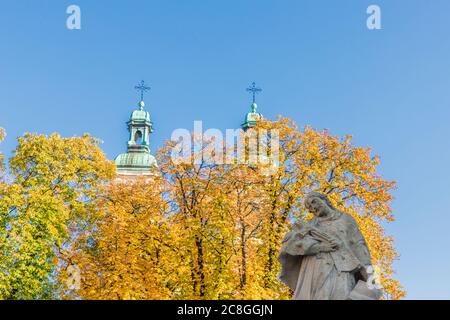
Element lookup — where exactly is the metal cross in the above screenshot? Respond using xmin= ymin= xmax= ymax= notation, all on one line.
xmin=134 ymin=80 xmax=151 ymax=101
xmin=246 ymin=82 xmax=262 ymax=103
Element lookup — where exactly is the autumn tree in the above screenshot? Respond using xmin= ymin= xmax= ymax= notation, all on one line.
xmin=60 ymin=177 xmax=177 ymax=299
xmin=0 ymin=117 xmax=404 ymax=300
xmin=152 ymin=118 xmax=404 ymax=300
xmin=157 ymin=135 xmax=240 ymax=299
xmin=217 ymin=164 xmax=275 ymax=299
xmin=0 ymin=133 xmax=114 ymax=299
xmin=253 ymin=117 xmax=404 ymax=299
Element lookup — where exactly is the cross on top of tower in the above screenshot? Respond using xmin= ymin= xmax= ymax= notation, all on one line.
xmin=246 ymin=82 xmax=262 ymax=104
xmin=134 ymin=80 xmax=151 ymax=102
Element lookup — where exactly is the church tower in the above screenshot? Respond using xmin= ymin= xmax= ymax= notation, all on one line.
xmin=115 ymin=81 xmax=158 ymax=177
xmin=242 ymin=82 xmax=263 ymax=131
xmin=240 ymin=82 xmax=276 ymax=174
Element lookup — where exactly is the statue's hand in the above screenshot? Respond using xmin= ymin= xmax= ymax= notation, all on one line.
xmin=329 ymin=238 xmax=343 ymax=250
xmin=316 ymin=243 xmax=336 ymax=253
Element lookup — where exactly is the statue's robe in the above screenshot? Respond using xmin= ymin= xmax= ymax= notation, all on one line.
xmin=278 ymin=211 xmax=372 ymax=300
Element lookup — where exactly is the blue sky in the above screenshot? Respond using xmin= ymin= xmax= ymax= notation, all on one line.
xmin=1 ymin=0 xmax=450 ymax=299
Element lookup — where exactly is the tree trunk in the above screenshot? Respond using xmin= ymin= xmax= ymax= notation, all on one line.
xmin=195 ymin=236 xmax=206 ymax=297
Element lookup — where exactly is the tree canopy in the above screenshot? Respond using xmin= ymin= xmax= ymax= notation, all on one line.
xmin=0 ymin=132 xmax=114 ymax=299
xmin=0 ymin=119 xmax=405 ymax=300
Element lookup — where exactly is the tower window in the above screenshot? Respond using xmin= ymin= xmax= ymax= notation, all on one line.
xmin=134 ymin=130 xmax=143 ymax=144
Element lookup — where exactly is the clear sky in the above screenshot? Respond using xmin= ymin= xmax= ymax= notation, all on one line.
xmin=1 ymin=0 xmax=450 ymax=299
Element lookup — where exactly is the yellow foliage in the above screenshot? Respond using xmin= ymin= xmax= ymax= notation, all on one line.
xmin=0 ymin=132 xmax=114 ymax=299
xmin=67 ymin=118 xmax=404 ymax=300
xmin=1 ymin=119 xmax=404 ymax=300
xmin=255 ymin=117 xmax=404 ymax=299
xmin=61 ymin=177 xmax=176 ymax=299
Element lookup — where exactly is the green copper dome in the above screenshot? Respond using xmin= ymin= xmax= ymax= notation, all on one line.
xmin=130 ymin=109 xmax=151 ymax=122
xmin=115 ymin=152 xmax=158 ymax=173
xmin=130 ymin=101 xmax=151 ymax=122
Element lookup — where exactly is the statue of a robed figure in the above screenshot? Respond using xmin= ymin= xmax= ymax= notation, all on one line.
xmin=278 ymin=192 xmax=382 ymax=300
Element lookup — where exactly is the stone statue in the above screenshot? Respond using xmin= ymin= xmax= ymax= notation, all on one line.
xmin=278 ymin=191 xmax=382 ymax=300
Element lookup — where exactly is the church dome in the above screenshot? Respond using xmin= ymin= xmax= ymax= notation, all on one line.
xmin=130 ymin=109 xmax=151 ymax=122
xmin=128 ymin=100 xmax=150 ymax=122
xmin=115 ymin=152 xmax=158 ymax=174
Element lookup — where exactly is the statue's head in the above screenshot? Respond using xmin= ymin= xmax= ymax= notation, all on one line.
xmin=304 ymin=191 xmax=335 ymax=217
